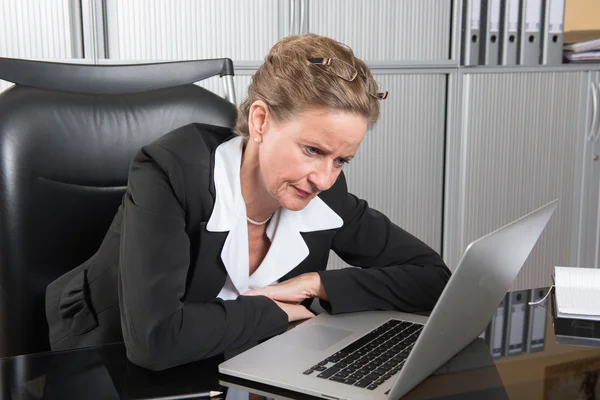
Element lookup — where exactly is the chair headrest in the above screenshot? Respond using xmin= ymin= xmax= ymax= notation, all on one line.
xmin=0 ymin=57 xmax=234 ymax=94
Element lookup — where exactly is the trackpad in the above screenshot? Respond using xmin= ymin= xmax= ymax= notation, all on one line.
xmin=283 ymin=325 xmax=353 ymax=351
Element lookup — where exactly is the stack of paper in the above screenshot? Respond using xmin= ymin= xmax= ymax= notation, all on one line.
xmin=564 ymin=30 xmax=600 ymax=63
xmin=554 ymin=266 xmax=600 ymax=321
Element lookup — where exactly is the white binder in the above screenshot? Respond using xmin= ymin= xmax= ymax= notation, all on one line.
xmin=519 ymin=0 xmax=543 ymax=65
xmin=462 ymin=0 xmax=482 ymax=65
xmin=500 ymin=0 xmax=520 ymax=65
xmin=481 ymin=0 xmax=502 ymax=65
xmin=542 ymin=0 xmax=565 ymax=64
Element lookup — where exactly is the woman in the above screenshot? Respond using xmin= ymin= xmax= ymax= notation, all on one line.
xmin=45 ymin=34 xmax=451 ymax=371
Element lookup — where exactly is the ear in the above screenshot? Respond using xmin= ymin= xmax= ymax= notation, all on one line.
xmin=248 ymin=100 xmax=271 ymax=142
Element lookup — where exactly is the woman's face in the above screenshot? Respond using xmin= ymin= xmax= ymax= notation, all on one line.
xmin=256 ymin=107 xmax=367 ymax=211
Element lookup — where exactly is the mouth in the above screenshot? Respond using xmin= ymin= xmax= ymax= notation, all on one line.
xmin=294 ymin=186 xmax=312 ymax=198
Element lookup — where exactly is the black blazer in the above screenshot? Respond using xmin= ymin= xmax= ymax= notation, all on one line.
xmin=45 ymin=123 xmax=451 ymax=371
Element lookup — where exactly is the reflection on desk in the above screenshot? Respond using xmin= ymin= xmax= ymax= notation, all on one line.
xmin=482 ymin=288 xmax=551 ymax=360
xmin=0 ymin=343 xmax=225 ymax=400
xmin=492 ymin=288 xmax=600 ymax=400
xmin=0 ymin=287 xmax=598 ymax=399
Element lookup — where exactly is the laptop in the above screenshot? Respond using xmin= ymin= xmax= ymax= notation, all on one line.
xmin=219 ymin=200 xmax=558 ymax=400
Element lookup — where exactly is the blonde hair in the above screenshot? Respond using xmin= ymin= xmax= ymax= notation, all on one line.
xmin=234 ymin=34 xmax=380 ymax=140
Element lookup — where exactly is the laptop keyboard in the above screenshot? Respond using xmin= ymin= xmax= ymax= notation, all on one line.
xmin=302 ymin=320 xmax=422 ymax=391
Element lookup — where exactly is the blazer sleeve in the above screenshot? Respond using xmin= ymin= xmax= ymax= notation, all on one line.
xmin=318 ymin=175 xmax=451 ymax=315
xmin=119 ymin=143 xmax=287 ymax=371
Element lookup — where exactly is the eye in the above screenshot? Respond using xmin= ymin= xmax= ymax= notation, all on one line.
xmin=334 ymin=158 xmax=350 ymax=168
xmin=304 ymin=146 xmax=319 ymax=156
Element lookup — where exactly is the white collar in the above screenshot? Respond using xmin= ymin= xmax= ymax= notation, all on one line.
xmin=207 ymin=136 xmax=343 ymax=296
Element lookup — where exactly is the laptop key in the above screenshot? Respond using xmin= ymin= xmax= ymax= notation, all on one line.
xmin=314 ymin=366 xmax=327 ymax=372
xmin=303 ymin=369 xmax=314 ymax=375
xmin=366 ymin=383 xmax=380 ymax=390
xmin=371 ymin=349 xmax=384 ymax=357
xmin=354 ymin=379 xmax=372 ymax=388
xmin=369 ymin=367 xmax=384 ymax=376
xmin=325 ymin=354 xmax=345 ymax=363
xmin=365 ymin=372 xmax=380 ymax=381
xmin=329 ymin=375 xmax=347 ymax=383
xmin=389 ymin=347 xmax=402 ymax=355
xmin=336 ymin=370 xmax=350 ymax=378
xmin=373 ymin=377 xmax=387 ymax=385
xmin=317 ymin=366 xmax=341 ymax=379
xmin=382 ymin=362 xmax=395 ymax=370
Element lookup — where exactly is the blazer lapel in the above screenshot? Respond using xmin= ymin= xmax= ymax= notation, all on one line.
xmin=206 ymin=136 xmax=249 ymax=296
xmin=248 ymin=196 xmax=343 ymax=289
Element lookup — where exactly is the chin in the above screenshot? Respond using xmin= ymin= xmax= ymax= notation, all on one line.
xmin=279 ymin=195 xmax=311 ymax=211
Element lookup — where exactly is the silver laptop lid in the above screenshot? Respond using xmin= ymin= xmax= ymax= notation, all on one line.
xmin=389 ymin=199 xmax=558 ymax=399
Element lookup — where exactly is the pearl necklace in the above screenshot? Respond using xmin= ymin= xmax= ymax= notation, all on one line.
xmin=246 ymin=213 xmax=273 ymax=226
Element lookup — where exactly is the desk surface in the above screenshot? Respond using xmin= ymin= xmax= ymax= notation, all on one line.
xmin=1 ymin=289 xmax=599 ymax=400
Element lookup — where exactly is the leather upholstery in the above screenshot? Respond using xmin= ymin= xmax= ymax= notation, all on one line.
xmin=0 ymin=60 xmax=237 ymax=357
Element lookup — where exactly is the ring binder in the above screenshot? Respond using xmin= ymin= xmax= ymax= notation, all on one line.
xmin=500 ymin=0 xmax=520 ymax=65
xmin=519 ymin=0 xmax=543 ymax=65
xmin=542 ymin=0 xmax=565 ymax=65
xmin=463 ymin=0 xmax=483 ymax=65
xmin=481 ymin=0 xmax=502 ymax=65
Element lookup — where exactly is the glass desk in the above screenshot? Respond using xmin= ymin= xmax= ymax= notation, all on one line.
xmin=0 ymin=288 xmax=598 ymax=400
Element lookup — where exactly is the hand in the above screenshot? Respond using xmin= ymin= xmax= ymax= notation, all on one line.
xmin=244 ymin=272 xmax=328 ymax=303
xmin=273 ymin=300 xmax=315 ymax=322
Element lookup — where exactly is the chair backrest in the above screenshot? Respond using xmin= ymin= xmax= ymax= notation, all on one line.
xmin=0 ymin=57 xmax=238 ymax=358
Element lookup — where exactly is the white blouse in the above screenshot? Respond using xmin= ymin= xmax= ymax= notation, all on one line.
xmin=206 ymin=136 xmax=344 ymax=300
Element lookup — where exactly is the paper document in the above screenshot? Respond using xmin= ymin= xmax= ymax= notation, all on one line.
xmin=564 ymin=30 xmax=600 ymax=53
xmin=564 ymin=51 xmax=600 ymax=62
xmin=554 ymin=266 xmax=600 ymax=321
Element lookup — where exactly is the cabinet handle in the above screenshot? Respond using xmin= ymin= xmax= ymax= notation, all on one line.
xmin=595 ymin=82 xmax=600 ymax=142
xmin=299 ymin=0 xmax=307 ymax=34
xmin=289 ymin=0 xmax=296 ymax=36
xmin=588 ymin=81 xmax=599 ymax=142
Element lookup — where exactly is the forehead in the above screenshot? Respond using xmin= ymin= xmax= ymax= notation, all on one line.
xmin=285 ymin=108 xmax=367 ymax=150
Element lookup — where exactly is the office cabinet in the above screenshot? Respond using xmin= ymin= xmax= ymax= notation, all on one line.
xmin=445 ymin=71 xmax=587 ymax=290
xmin=576 ymin=71 xmax=600 ymax=268
xmin=104 ymin=0 xmax=455 ymax=65
xmin=307 ymin=0 xmax=454 ymax=63
xmin=104 ymin=0 xmax=286 ymax=63
xmin=328 ymin=73 xmax=447 ymax=270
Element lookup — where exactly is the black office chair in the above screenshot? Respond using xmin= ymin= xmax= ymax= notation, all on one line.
xmin=0 ymin=57 xmax=238 ymax=358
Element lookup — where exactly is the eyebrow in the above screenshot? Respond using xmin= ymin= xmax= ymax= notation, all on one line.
xmin=302 ymin=139 xmax=355 ymax=160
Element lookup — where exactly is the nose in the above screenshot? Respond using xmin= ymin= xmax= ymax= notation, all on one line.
xmin=308 ymin=161 xmax=337 ymax=192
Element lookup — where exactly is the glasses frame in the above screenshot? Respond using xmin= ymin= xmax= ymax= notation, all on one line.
xmin=308 ymin=57 xmax=388 ymax=100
